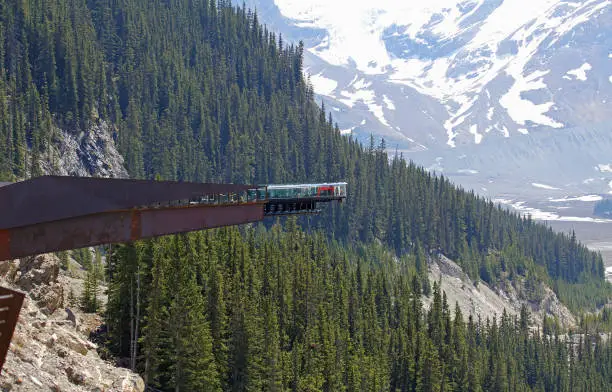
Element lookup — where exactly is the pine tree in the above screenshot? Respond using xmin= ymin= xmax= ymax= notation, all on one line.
xmin=167 ymin=235 xmax=220 ymax=391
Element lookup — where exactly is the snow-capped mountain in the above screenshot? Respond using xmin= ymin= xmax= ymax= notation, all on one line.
xmin=241 ymin=0 xmax=612 ymax=217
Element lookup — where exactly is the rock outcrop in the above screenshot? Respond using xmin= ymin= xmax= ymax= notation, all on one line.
xmin=526 ymin=284 xmax=576 ymax=327
xmin=0 ymin=254 xmax=144 ymax=391
xmin=425 ymin=255 xmax=519 ymax=321
xmin=39 ymin=118 xmax=129 ymax=179
xmin=425 ymin=254 xmax=576 ymax=328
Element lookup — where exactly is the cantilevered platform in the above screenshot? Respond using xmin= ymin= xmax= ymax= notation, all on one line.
xmin=0 ymin=176 xmax=347 ymax=373
xmin=0 ymin=177 xmax=347 ymax=261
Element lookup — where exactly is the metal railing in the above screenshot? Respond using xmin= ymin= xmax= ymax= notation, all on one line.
xmin=136 ymin=187 xmax=268 ymax=210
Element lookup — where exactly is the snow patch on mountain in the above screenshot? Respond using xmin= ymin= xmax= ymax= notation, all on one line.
xmin=549 ymin=195 xmax=603 ymax=202
xmin=352 ymin=78 xmax=372 ymax=89
xmin=337 ymin=87 xmax=391 ymax=127
xmin=370 ymin=104 xmax=390 ymax=126
xmin=532 ymin=183 xmax=559 ymax=190
xmin=499 ymin=70 xmax=563 ymax=129
xmin=458 ymin=169 xmax=479 ymax=174
xmin=338 ymin=88 xmax=374 ymax=108
xmin=383 ymin=95 xmax=396 ymax=110
xmin=309 ymin=73 xmax=338 ymax=95
xmin=564 ymin=63 xmax=592 ymax=81
xmin=470 ymin=124 xmax=483 ymax=144
xmin=597 ymin=164 xmax=612 ymax=173
xmin=495 ymin=198 xmax=612 ymax=223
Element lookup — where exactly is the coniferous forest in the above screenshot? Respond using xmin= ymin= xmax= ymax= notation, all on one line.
xmin=0 ymin=1 xmax=611 ymax=390
xmin=106 ymin=226 xmax=612 ymax=391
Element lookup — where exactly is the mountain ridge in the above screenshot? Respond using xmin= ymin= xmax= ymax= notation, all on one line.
xmin=258 ymin=0 xmax=611 ymax=144
xmin=244 ymin=0 xmax=612 ymax=202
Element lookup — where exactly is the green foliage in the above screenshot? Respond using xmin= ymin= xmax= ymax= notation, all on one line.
xmin=57 ymin=251 xmax=69 ymax=271
xmin=73 ymin=248 xmax=93 ymax=270
xmin=81 ymin=248 xmax=103 ymax=312
xmin=0 ymin=0 xmax=608 ymax=312
xmin=105 ymin=226 xmax=612 ymax=391
xmin=580 ymin=307 xmax=612 ymax=333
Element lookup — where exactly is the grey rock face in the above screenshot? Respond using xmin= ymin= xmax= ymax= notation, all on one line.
xmin=0 ymin=256 xmax=145 ymax=392
xmin=39 ymin=119 xmax=129 ymax=179
xmin=14 ymin=254 xmax=60 ymax=291
xmin=426 ymin=254 xmax=575 ymax=328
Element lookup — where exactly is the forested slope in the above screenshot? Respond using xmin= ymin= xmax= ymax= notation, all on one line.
xmin=1 ymin=1 xmax=611 ymax=390
xmin=105 ymin=226 xmax=611 ymax=391
xmin=0 ymin=0 xmax=608 ymax=310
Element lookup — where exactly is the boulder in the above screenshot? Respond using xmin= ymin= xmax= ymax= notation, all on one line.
xmin=16 ymin=254 xmax=60 ymax=290
xmin=29 ymin=375 xmax=42 ymax=387
xmin=31 ymin=283 xmax=64 ymax=314
xmin=65 ymin=366 xmax=88 ymax=385
xmin=46 ymin=333 xmax=58 ymax=348
xmin=58 ymin=332 xmax=91 ymax=356
xmin=112 ymin=372 xmax=145 ymax=392
xmin=0 ymin=259 xmax=19 ymax=282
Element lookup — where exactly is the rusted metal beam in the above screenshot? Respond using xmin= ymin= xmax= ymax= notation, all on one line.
xmin=0 ymin=176 xmax=348 ymax=260
xmin=0 ymin=176 xmax=253 ymax=231
xmin=0 ymin=287 xmax=25 ymax=372
xmin=2 ymin=203 xmax=265 ymax=260
xmin=0 ymin=176 xmax=266 ymax=261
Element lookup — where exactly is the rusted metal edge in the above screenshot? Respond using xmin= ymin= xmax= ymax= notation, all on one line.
xmin=1 ymin=202 xmax=266 ymax=260
xmin=0 ymin=176 xmax=256 ymax=231
xmin=0 ymin=286 xmax=25 ymax=373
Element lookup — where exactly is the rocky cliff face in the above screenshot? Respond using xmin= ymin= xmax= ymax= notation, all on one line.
xmin=424 ymin=254 xmax=575 ymax=328
xmin=38 ymin=118 xmax=129 ymax=179
xmin=0 ymin=254 xmax=144 ymax=392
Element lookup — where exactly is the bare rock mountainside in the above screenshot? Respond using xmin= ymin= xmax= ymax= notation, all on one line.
xmin=424 ymin=255 xmax=576 ymax=328
xmin=241 ymin=0 xmax=612 ymax=205
xmin=31 ymin=109 xmax=128 ymax=179
xmin=39 ymin=119 xmax=129 ymax=179
xmin=0 ymin=254 xmax=144 ymax=392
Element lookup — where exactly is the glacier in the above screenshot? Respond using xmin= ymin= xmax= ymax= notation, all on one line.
xmin=270 ymin=0 xmax=610 ymax=148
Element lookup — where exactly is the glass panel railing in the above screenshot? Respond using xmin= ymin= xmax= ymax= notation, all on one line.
xmin=266 ymin=184 xmax=347 ymax=200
